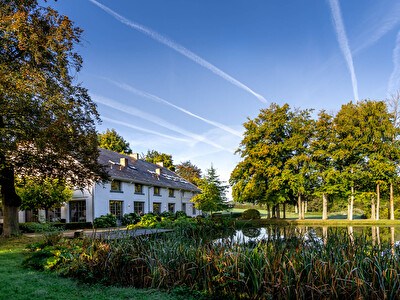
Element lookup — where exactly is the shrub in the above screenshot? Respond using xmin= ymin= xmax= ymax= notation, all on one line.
xmin=64 ymin=222 xmax=92 ymax=230
xmin=175 ymin=211 xmax=187 ymax=219
xmin=121 ymin=213 xmax=141 ymax=226
xmin=93 ymin=214 xmax=117 ymax=228
xmin=19 ymin=222 xmax=60 ymax=233
xmin=241 ymin=209 xmax=261 ymax=220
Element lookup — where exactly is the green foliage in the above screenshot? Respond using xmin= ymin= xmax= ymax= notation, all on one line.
xmin=175 ymin=161 xmax=202 ymax=184
xmin=23 ymin=228 xmax=400 ymax=299
xmin=93 ymin=214 xmax=117 ymax=228
xmin=121 ymin=212 xmax=141 ymax=226
xmin=144 ymin=150 xmax=175 ymax=171
xmin=241 ymin=209 xmax=261 ymax=220
xmin=17 ymin=178 xmax=72 ymax=220
xmin=98 ymin=128 xmax=132 ymax=154
xmin=0 ymin=0 xmax=108 ymax=236
xmin=192 ymin=165 xmax=228 ymax=213
xmin=19 ymin=222 xmax=60 ymax=233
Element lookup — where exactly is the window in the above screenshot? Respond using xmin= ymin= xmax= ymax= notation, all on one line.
xmin=168 ymin=188 xmax=175 ymax=197
xmin=109 ymin=200 xmax=123 ymax=220
xmin=153 ymin=202 xmax=161 ymax=214
xmin=168 ymin=203 xmax=175 ymax=213
xmin=154 ymin=186 xmax=161 ymax=196
xmin=134 ymin=201 xmax=144 ymax=215
xmin=134 ymin=183 xmax=143 ymax=194
xmin=69 ymin=200 xmax=86 ymax=222
xmin=111 ymin=180 xmax=122 ymax=192
xmin=48 ymin=207 xmax=61 ymax=222
xmin=192 ymin=205 xmax=196 ymax=215
xmin=182 ymin=203 xmax=186 ymax=214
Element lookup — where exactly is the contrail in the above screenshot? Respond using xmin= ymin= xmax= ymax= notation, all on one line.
xmin=387 ymin=31 xmax=400 ymax=97
xmin=101 ymin=116 xmax=191 ymax=143
xmin=354 ymin=3 xmax=400 ymax=55
xmin=328 ymin=0 xmax=359 ymax=101
xmin=105 ymin=78 xmax=243 ymax=137
xmin=88 ymin=0 xmax=267 ymax=104
xmin=93 ymin=94 xmax=234 ymax=153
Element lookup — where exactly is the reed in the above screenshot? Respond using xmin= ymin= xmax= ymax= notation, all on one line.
xmin=25 ymin=227 xmax=400 ymax=299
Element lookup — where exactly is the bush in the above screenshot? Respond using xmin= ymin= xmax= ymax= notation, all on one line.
xmin=175 ymin=211 xmax=187 ymax=219
xmin=121 ymin=213 xmax=141 ymax=226
xmin=19 ymin=222 xmax=60 ymax=233
xmin=241 ymin=209 xmax=261 ymax=220
xmin=93 ymin=214 xmax=117 ymax=228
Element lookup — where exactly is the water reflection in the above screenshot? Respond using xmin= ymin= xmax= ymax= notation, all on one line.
xmin=223 ymin=225 xmax=400 ymax=248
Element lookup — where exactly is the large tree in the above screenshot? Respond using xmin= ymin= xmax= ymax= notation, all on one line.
xmin=98 ymin=128 xmax=132 ymax=154
xmin=0 ymin=1 xmax=107 ymax=236
xmin=175 ymin=160 xmax=202 ymax=184
xmin=144 ymin=150 xmax=175 ymax=171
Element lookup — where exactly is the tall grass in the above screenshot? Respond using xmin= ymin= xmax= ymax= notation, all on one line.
xmin=25 ymin=227 xmax=400 ymax=299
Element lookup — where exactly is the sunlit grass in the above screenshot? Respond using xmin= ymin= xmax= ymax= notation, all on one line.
xmin=0 ymin=236 xmax=188 ymax=300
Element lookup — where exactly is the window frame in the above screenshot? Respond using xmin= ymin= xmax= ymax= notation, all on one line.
xmin=109 ymin=200 xmax=124 ymax=220
xmin=153 ymin=202 xmax=161 ymax=214
xmin=133 ymin=201 xmax=145 ymax=215
xmin=168 ymin=188 xmax=175 ymax=198
xmin=153 ymin=186 xmax=161 ymax=196
xmin=168 ymin=203 xmax=175 ymax=213
xmin=110 ymin=180 xmax=122 ymax=192
xmin=134 ymin=183 xmax=143 ymax=194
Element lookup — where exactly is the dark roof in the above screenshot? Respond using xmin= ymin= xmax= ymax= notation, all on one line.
xmin=98 ymin=148 xmax=200 ymax=192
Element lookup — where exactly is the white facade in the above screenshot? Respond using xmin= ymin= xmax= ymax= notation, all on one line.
xmin=62 ymin=180 xmax=200 ymax=223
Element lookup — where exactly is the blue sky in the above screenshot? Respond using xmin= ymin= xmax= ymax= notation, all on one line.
xmin=41 ymin=0 xmax=400 ymax=194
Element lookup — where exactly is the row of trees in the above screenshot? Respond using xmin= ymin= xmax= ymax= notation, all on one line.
xmin=230 ymin=99 xmax=400 ymax=220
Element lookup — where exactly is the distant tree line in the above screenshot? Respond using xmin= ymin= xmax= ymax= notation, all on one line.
xmin=230 ymin=98 xmax=400 ymax=220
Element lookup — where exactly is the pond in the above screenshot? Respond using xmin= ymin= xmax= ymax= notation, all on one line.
xmin=220 ymin=225 xmax=400 ymax=247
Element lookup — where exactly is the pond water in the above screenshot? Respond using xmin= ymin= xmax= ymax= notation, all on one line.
xmin=220 ymin=226 xmax=400 ymax=246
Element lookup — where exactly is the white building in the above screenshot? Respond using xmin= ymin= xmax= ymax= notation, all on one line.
xmin=18 ymin=148 xmax=201 ymax=223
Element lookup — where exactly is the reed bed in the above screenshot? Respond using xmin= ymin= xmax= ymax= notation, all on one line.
xmin=25 ymin=227 xmax=400 ymax=299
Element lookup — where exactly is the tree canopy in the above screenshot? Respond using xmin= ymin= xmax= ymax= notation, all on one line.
xmin=144 ymin=150 xmax=175 ymax=171
xmin=0 ymin=0 xmax=107 ymax=236
xmin=98 ymin=128 xmax=132 ymax=154
xmin=230 ymin=100 xmax=399 ymax=220
xmin=192 ymin=165 xmax=228 ymax=214
xmin=17 ymin=178 xmax=72 ymax=221
xmin=175 ymin=161 xmax=202 ymax=184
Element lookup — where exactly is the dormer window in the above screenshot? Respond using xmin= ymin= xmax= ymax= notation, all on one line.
xmin=111 ymin=180 xmax=122 ymax=192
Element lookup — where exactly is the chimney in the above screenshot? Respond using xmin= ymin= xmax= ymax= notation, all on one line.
xmin=156 ymin=162 xmax=164 ymax=167
xmin=131 ymin=153 xmax=140 ymax=160
xmin=120 ymin=157 xmax=129 ymax=167
xmin=155 ymin=168 xmax=161 ymax=175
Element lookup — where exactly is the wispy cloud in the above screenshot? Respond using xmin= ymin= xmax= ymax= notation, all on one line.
xmin=93 ymin=94 xmax=234 ymax=153
xmin=387 ymin=31 xmax=400 ymax=97
xmin=104 ymin=78 xmax=243 ymax=137
xmin=101 ymin=116 xmax=191 ymax=143
xmin=328 ymin=0 xmax=359 ymax=101
xmin=88 ymin=0 xmax=267 ymax=104
xmin=354 ymin=3 xmax=400 ymax=54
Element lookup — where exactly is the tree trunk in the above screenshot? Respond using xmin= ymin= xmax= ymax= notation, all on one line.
xmin=0 ymin=164 xmax=22 ymax=237
xmin=298 ymin=194 xmax=302 ymax=220
xmin=322 ymin=193 xmax=328 ymax=220
xmin=267 ymin=204 xmax=271 ymax=219
xmin=390 ymin=183 xmax=395 ymax=220
xmin=276 ymin=204 xmax=280 ymax=219
xmin=348 ymin=186 xmax=354 ymax=220
xmin=371 ymin=195 xmax=376 ymax=220
xmin=376 ymin=184 xmax=380 ymax=220
xmin=283 ymin=202 xmax=286 ymax=219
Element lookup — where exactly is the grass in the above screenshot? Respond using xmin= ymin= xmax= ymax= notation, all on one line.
xmin=0 ymin=235 xmax=188 ymax=300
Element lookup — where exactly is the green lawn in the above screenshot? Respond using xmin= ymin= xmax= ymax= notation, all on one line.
xmin=0 ymin=236 xmax=188 ymax=300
